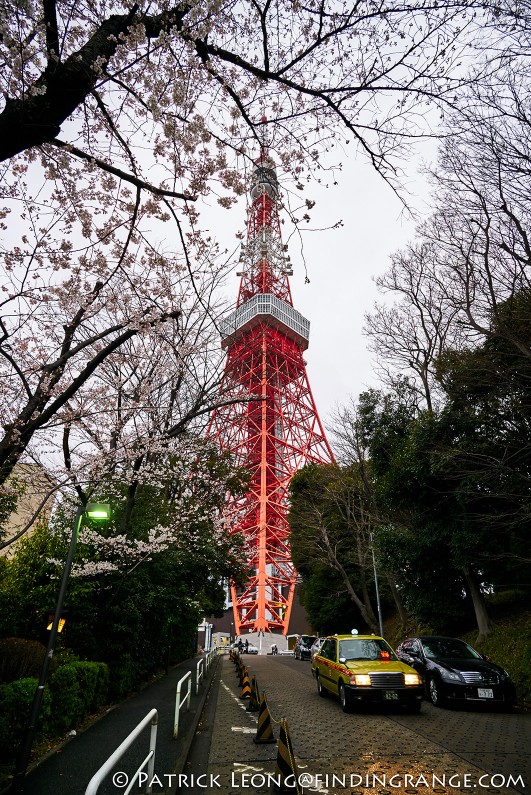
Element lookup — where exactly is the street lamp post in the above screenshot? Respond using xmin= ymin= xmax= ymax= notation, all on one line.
xmin=370 ymin=533 xmax=384 ymax=638
xmin=11 ymin=502 xmax=110 ymax=794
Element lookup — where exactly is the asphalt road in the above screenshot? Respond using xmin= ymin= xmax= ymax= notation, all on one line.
xmin=183 ymin=654 xmax=531 ymax=795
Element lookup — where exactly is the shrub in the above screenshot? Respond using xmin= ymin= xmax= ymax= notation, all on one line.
xmin=461 ymin=611 xmax=531 ymax=706
xmin=0 ymin=638 xmax=48 ymax=684
xmin=0 ymin=678 xmax=51 ymax=761
xmin=48 ymin=664 xmax=83 ymax=734
xmin=49 ymin=661 xmax=109 ymax=734
xmin=109 ymin=654 xmax=142 ymax=700
xmin=70 ymin=661 xmax=109 ymax=713
xmin=0 ymin=660 xmax=110 ymax=771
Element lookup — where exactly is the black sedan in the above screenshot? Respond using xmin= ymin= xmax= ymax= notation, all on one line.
xmin=395 ymin=636 xmax=515 ymax=710
xmin=294 ymin=635 xmax=318 ymax=660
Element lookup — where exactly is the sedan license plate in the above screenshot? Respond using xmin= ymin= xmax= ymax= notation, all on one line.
xmin=477 ymin=688 xmax=494 ymax=699
xmin=383 ymin=691 xmax=399 ymax=700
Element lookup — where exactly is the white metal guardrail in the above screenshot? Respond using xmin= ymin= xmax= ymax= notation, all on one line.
xmin=195 ymin=657 xmax=205 ymax=694
xmin=205 ymin=647 xmax=220 ymax=667
xmin=174 ymin=651 xmax=219 ymax=738
xmin=173 ymin=670 xmax=192 ymax=739
xmin=84 ymin=708 xmax=158 ymax=795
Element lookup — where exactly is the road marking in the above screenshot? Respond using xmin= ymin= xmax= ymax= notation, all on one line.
xmin=221 ymin=681 xmax=258 ymax=722
xmin=233 ymin=763 xmax=266 ymax=773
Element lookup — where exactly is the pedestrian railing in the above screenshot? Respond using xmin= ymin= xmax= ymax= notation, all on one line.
xmin=173 ymin=670 xmax=192 ymax=739
xmin=174 ymin=651 xmax=219 ymax=738
xmin=205 ymin=647 xmax=219 ymax=667
xmin=195 ymin=657 xmax=205 ymax=694
xmin=84 ymin=708 xmax=158 ymax=795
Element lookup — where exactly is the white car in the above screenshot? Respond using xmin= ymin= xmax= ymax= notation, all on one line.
xmin=279 ymin=647 xmax=294 ymax=655
xmin=310 ymin=637 xmax=325 ymax=659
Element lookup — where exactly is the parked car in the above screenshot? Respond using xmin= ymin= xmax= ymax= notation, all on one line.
xmin=310 ymin=637 xmax=325 ymax=659
xmin=294 ymin=635 xmax=318 ymax=660
xmin=311 ymin=631 xmax=423 ymax=713
xmin=395 ymin=636 xmax=515 ymax=710
xmin=233 ymin=641 xmax=259 ymax=654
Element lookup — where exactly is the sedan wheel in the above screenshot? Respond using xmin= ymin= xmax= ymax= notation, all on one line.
xmin=338 ymin=681 xmax=351 ymax=713
xmin=316 ymin=673 xmax=327 ymax=698
xmin=428 ymin=677 xmax=446 ymax=707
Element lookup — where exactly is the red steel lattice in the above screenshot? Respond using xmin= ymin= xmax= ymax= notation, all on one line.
xmin=208 ymin=149 xmax=334 ymax=635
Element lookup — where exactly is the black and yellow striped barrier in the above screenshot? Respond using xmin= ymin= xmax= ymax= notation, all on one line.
xmin=246 ymin=675 xmax=260 ymax=712
xmin=240 ymin=668 xmax=251 ymax=699
xmin=253 ymin=692 xmax=276 ymax=744
xmin=272 ymin=719 xmax=303 ymax=794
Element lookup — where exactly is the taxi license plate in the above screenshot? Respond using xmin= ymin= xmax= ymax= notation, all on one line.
xmin=383 ymin=691 xmax=399 ymax=700
xmin=478 ymin=688 xmax=494 ymax=698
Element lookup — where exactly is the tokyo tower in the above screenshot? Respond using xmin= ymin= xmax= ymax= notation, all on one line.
xmin=208 ymin=142 xmax=334 ymax=636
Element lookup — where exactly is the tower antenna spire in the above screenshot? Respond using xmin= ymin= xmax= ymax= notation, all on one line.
xmin=258 ymin=114 xmax=269 ymax=160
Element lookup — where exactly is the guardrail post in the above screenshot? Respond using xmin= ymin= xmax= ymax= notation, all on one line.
xmin=173 ymin=671 xmax=191 ymax=739
xmin=84 ymin=709 xmax=157 ymax=795
xmin=146 ymin=712 xmax=157 ymax=795
xmin=196 ymin=658 xmax=204 ymax=695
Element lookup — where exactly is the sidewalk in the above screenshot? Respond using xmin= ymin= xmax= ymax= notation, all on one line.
xmin=7 ymin=654 xmax=219 ymax=795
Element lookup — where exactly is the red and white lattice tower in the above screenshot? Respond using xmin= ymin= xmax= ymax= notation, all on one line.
xmin=208 ymin=145 xmax=334 ymax=635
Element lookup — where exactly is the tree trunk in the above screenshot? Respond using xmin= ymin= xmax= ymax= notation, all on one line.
xmin=462 ymin=565 xmax=493 ymax=643
xmin=320 ymin=525 xmax=379 ymax=633
xmin=386 ymin=574 xmax=408 ymax=626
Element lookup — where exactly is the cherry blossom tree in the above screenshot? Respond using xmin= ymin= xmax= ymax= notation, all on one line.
xmin=0 ymin=245 xmax=230 ymax=546
xmin=0 ymin=1 xmax=502 ymax=173
xmin=47 ymin=438 xmax=249 ymax=579
xmin=0 ymin=0 xmax=523 ymax=538
xmin=0 ymin=447 xmax=249 ymax=683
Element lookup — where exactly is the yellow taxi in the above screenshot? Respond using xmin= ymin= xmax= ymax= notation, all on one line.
xmin=311 ymin=631 xmax=423 ymax=713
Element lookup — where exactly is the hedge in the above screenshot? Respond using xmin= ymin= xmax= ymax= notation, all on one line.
xmin=109 ymin=653 xmax=143 ymax=700
xmin=49 ymin=661 xmax=109 ymax=735
xmin=0 ymin=661 xmax=109 ymax=763
xmin=0 ymin=638 xmax=48 ymax=684
xmin=0 ymin=677 xmax=51 ymax=760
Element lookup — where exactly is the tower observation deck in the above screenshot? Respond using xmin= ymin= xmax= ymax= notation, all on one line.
xmin=207 ymin=147 xmax=334 ymax=635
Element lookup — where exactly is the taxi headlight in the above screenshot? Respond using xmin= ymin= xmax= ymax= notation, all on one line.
xmin=404 ymin=673 xmax=421 ymax=686
xmin=351 ymin=674 xmax=371 ymax=686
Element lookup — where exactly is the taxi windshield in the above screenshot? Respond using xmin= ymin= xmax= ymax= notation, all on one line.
xmin=338 ymin=638 xmax=397 ymax=662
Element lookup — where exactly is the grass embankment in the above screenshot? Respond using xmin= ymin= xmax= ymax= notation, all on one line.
xmin=384 ymin=593 xmax=531 ymax=708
